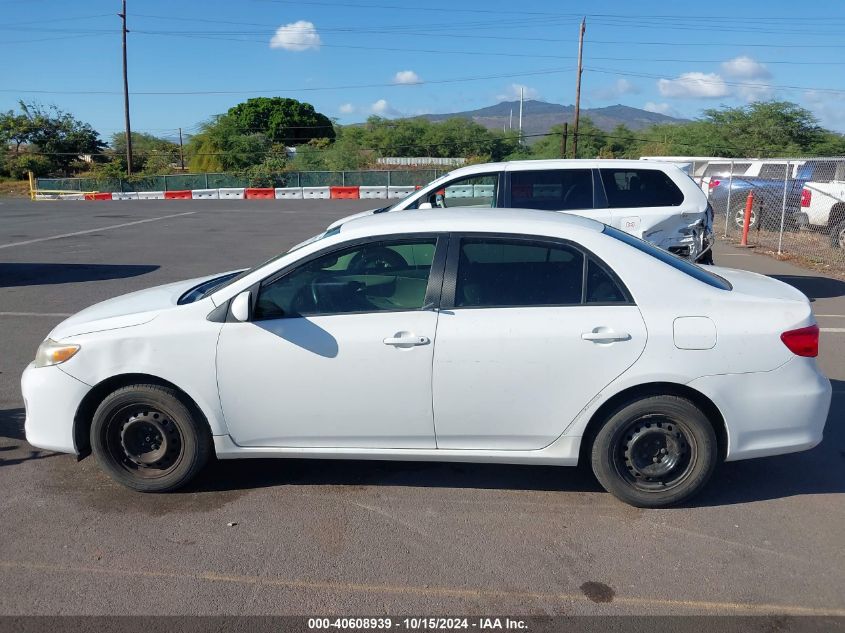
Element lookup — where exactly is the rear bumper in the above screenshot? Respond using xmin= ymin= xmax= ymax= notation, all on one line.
xmin=688 ymin=358 xmax=832 ymax=461
xmin=21 ymin=363 xmax=89 ymax=454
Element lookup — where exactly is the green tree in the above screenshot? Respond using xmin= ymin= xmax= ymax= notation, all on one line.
xmin=18 ymin=101 xmax=105 ymax=175
xmin=226 ymin=97 xmax=335 ymax=145
xmin=110 ymin=132 xmax=179 ymax=175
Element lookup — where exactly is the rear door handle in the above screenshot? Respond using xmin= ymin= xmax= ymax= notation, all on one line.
xmin=581 ymin=330 xmax=631 ymax=342
xmin=383 ymin=334 xmax=430 ymax=347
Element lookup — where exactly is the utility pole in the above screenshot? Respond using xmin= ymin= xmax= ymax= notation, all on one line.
xmin=518 ymin=87 xmax=524 ymax=145
xmin=572 ymin=17 xmax=586 ymax=159
xmin=119 ymin=0 xmax=133 ymax=175
xmin=560 ymin=122 xmax=568 ymax=158
xmin=178 ymin=127 xmax=185 ymax=170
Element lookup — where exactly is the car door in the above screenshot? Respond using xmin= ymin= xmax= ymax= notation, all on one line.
xmin=506 ymin=168 xmax=612 ymax=223
xmin=216 ymin=235 xmax=446 ymax=448
xmin=432 ymin=234 xmax=647 ymax=450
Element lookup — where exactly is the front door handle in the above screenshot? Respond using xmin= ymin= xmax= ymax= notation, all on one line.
xmin=383 ymin=333 xmax=430 ymax=347
xmin=581 ymin=329 xmax=631 ymax=342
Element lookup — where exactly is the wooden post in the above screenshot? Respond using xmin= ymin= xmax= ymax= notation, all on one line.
xmin=572 ymin=17 xmax=586 ymax=159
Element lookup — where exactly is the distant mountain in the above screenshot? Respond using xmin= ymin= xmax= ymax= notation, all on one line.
xmin=418 ymin=100 xmax=686 ymax=139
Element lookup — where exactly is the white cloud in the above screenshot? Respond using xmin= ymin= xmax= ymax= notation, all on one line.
xmin=594 ymin=78 xmax=640 ymax=100
xmin=720 ymin=56 xmax=773 ymax=101
xmin=657 ymin=72 xmax=729 ymax=99
xmin=270 ymin=20 xmax=321 ymax=51
xmin=338 ymin=103 xmax=355 ymax=114
xmin=804 ymin=90 xmax=845 ymax=133
xmin=369 ymin=99 xmax=401 ymax=117
xmin=496 ymin=83 xmax=540 ymax=101
xmin=393 ymin=70 xmax=421 ymax=85
xmin=721 ymin=56 xmax=771 ymax=80
xmin=643 ymin=101 xmax=679 ymax=117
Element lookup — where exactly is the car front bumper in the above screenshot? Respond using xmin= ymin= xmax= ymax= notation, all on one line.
xmin=688 ymin=357 xmax=832 ymax=461
xmin=21 ymin=362 xmax=90 ymax=454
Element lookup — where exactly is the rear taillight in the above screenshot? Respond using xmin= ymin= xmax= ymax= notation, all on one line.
xmin=708 ymin=179 xmax=720 ymax=189
xmin=801 ymin=188 xmax=812 ymax=207
xmin=780 ymin=324 xmax=819 ymax=357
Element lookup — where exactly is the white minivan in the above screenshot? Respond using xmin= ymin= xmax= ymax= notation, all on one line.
xmin=328 ymin=159 xmax=715 ymax=263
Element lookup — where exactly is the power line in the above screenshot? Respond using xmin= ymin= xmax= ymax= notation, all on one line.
xmin=0 ymin=66 xmax=575 ymax=96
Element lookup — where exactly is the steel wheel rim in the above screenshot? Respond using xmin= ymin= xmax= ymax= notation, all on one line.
xmin=838 ymin=226 xmax=845 ymax=249
xmin=612 ymin=414 xmax=697 ymax=493
xmin=734 ymin=209 xmax=756 ymax=229
xmin=104 ymin=404 xmax=184 ymax=479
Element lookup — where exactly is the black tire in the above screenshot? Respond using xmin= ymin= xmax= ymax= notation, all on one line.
xmin=829 ymin=218 xmax=845 ymax=250
xmin=590 ymin=395 xmax=718 ymax=508
xmin=90 ymin=384 xmax=211 ymax=492
xmin=697 ymin=249 xmax=714 ymax=266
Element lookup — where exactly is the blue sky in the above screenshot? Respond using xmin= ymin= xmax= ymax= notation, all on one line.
xmin=2 ymin=0 xmax=845 ymax=141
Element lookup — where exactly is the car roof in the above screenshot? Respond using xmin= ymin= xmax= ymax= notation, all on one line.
xmin=438 ymin=158 xmax=683 ymax=178
xmin=337 ymin=207 xmax=605 ymax=240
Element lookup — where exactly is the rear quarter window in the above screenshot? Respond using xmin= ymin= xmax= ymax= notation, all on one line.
xmin=599 ymin=168 xmax=684 ymax=208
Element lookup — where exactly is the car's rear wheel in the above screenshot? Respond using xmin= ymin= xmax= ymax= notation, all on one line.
xmin=90 ymin=384 xmax=211 ymax=492
xmin=590 ymin=395 xmax=718 ymax=508
xmin=733 ymin=206 xmax=757 ymax=230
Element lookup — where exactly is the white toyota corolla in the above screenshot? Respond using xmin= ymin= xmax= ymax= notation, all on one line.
xmin=22 ymin=209 xmax=831 ymax=507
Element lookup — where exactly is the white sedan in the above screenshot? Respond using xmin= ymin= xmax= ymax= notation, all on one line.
xmin=22 ymin=209 xmax=831 ymax=507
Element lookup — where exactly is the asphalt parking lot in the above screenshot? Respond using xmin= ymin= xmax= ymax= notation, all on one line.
xmin=0 ymin=198 xmax=843 ymax=616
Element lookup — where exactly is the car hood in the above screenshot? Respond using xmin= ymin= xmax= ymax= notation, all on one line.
xmin=326 ymin=208 xmax=381 ymax=230
xmin=49 ymin=272 xmax=231 ymax=340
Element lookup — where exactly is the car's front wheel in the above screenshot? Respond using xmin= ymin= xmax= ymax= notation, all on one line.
xmin=90 ymin=384 xmax=211 ymax=492
xmin=590 ymin=395 xmax=718 ymax=508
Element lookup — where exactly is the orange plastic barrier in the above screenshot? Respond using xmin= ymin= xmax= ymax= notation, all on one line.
xmin=245 ymin=188 xmax=275 ymax=199
xmin=330 ymin=186 xmax=360 ymax=199
xmin=164 ymin=190 xmax=192 ymax=199
xmin=84 ymin=192 xmax=112 ymax=201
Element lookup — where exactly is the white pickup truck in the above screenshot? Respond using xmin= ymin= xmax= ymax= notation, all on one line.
xmin=797 ymin=160 xmax=845 ymax=249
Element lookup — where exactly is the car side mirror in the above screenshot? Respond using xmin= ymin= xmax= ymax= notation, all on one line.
xmin=231 ymin=290 xmax=252 ymax=322
xmin=418 ymin=202 xmax=433 ymax=209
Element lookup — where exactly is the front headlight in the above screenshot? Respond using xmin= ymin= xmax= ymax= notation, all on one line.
xmin=34 ymin=339 xmax=80 ymax=368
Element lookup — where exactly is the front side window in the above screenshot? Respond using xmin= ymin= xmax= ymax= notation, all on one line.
xmin=419 ymin=174 xmax=499 ymax=209
xmin=455 ymin=238 xmax=584 ymax=308
xmin=599 ymin=168 xmax=684 ymax=208
xmin=255 ymin=238 xmax=437 ymax=319
xmin=510 ymin=169 xmax=593 ymax=211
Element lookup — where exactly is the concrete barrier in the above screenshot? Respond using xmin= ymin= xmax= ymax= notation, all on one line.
xmin=275 ymin=187 xmax=303 ymax=199
xmin=388 ymin=186 xmax=415 ymax=199
xmin=111 ymin=192 xmax=139 ymax=201
xmin=191 ymin=188 xmax=219 ymax=200
xmin=218 ymin=188 xmax=245 ymax=199
xmin=137 ymin=191 xmax=165 ymax=200
xmin=359 ymin=186 xmax=388 ymax=199
xmin=473 ymin=184 xmax=495 ymax=198
xmin=35 ymin=193 xmax=85 ymax=201
xmin=303 ymin=187 xmax=331 ymax=199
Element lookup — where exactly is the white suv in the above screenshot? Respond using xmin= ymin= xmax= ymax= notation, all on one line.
xmin=328 ymin=160 xmax=715 ymax=262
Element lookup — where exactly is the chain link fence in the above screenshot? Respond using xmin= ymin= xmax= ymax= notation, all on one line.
xmin=36 ymin=169 xmax=444 ymax=193
xmin=680 ymin=157 xmax=845 ymax=277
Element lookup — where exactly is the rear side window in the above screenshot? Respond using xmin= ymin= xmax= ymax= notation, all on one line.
xmin=603 ymin=226 xmax=732 ymax=290
xmin=599 ymin=169 xmax=684 ymax=208
xmin=456 ymin=239 xmax=584 ymax=307
xmin=758 ymin=164 xmax=788 ymax=180
xmin=510 ymin=169 xmax=593 ymax=211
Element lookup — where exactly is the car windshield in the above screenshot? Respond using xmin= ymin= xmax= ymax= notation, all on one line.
xmin=603 ymin=225 xmax=732 ymax=290
xmin=189 ymin=228 xmax=342 ymax=302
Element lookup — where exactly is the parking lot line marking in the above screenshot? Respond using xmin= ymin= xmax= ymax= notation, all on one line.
xmin=0 ymin=312 xmax=72 ymax=317
xmin=820 ymin=328 xmax=845 ymax=333
xmin=0 ymin=211 xmax=196 ymax=250
xmin=1 ymin=559 xmax=843 ymax=616
xmin=816 ymin=314 xmax=845 ymax=318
